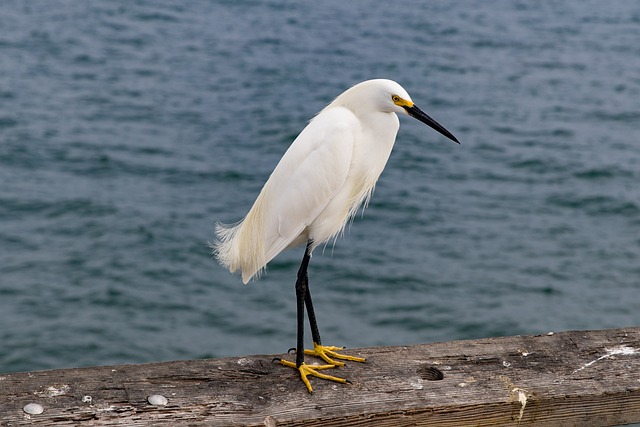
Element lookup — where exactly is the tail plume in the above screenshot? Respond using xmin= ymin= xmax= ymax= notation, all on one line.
xmin=211 ymin=221 xmax=242 ymax=274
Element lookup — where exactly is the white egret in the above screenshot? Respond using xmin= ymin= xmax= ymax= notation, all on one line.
xmin=213 ymin=79 xmax=459 ymax=393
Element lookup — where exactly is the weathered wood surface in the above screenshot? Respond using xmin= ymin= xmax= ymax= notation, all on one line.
xmin=2 ymin=327 xmax=640 ymax=426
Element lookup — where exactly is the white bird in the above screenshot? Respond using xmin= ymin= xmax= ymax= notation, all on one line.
xmin=213 ymin=79 xmax=459 ymax=393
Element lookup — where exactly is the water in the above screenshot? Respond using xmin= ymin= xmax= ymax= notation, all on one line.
xmin=1 ymin=1 xmax=640 ymax=377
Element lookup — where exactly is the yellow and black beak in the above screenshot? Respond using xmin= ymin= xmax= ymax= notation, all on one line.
xmin=405 ymin=104 xmax=460 ymax=144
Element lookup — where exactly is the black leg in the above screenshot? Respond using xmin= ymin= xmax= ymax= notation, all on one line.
xmin=294 ymin=241 xmax=313 ymax=368
xmin=279 ymin=239 xmax=362 ymax=392
xmin=300 ymin=241 xmax=322 ymax=345
xmin=304 ymin=276 xmax=322 ymax=346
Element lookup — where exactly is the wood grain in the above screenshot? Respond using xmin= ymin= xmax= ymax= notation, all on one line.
xmin=2 ymin=327 xmax=640 ymax=426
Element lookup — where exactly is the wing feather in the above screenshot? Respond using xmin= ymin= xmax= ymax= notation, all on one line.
xmin=213 ymin=107 xmax=358 ymax=283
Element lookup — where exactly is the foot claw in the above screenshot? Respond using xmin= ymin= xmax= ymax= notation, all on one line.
xmin=304 ymin=343 xmax=366 ymax=366
xmin=278 ymin=359 xmax=348 ymax=393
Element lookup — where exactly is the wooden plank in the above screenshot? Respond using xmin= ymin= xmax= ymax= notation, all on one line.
xmin=1 ymin=327 xmax=640 ymax=426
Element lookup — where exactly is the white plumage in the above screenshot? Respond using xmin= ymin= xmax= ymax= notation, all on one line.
xmin=214 ymin=79 xmax=458 ymax=284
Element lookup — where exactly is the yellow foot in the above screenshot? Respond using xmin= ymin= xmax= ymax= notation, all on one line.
xmin=277 ymin=359 xmax=348 ymax=393
xmin=304 ymin=342 xmax=366 ymax=366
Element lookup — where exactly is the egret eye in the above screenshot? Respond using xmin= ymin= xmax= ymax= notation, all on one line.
xmin=392 ymin=95 xmax=401 ymax=103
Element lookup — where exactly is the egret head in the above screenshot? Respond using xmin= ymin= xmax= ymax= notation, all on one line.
xmin=387 ymin=84 xmax=459 ymax=144
xmin=334 ymin=79 xmax=459 ymax=144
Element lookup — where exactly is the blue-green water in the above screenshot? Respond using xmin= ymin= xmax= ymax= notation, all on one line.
xmin=2 ymin=1 xmax=640 ymax=375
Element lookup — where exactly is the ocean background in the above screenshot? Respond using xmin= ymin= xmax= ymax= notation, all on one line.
xmin=1 ymin=0 xmax=640 ymax=381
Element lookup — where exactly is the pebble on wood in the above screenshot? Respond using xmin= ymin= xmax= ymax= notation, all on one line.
xmin=147 ymin=394 xmax=168 ymax=406
xmin=23 ymin=403 xmax=44 ymax=415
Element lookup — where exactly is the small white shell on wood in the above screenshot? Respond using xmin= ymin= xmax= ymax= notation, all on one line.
xmin=147 ymin=394 xmax=168 ymax=406
xmin=23 ymin=403 xmax=44 ymax=415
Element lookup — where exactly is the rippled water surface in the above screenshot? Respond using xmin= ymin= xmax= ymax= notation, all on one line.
xmin=1 ymin=1 xmax=640 ymax=374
